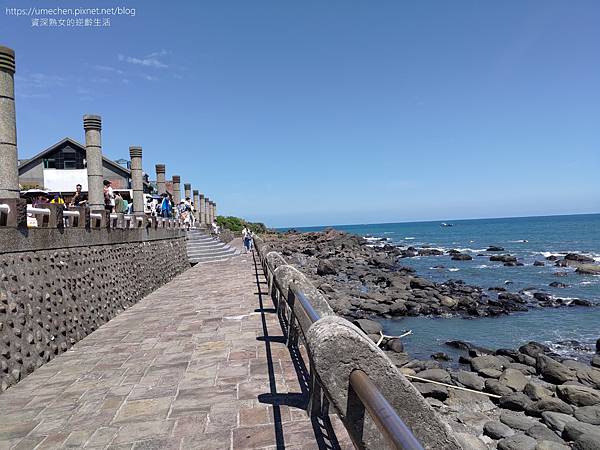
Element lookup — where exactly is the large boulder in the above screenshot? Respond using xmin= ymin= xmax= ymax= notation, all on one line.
xmin=499 ymin=392 xmax=534 ymax=411
xmin=353 ymin=319 xmax=383 ymax=336
xmin=575 ymin=405 xmax=600 ymax=425
xmin=521 ymin=342 xmax=551 ymax=358
xmin=317 ymin=259 xmax=338 ymax=275
xmin=575 ymin=264 xmax=600 ymax=275
xmin=562 ymin=421 xmax=600 ymax=441
xmin=413 ymin=382 xmax=448 ymax=401
xmin=524 ymin=382 xmax=553 ymax=401
xmin=526 ymin=424 xmax=565 ymax=443
xmin=537 ymin=354 xmax=576 ymax=384
xmin=500 ymin=411 xmax=540 ymax=431
xmin=453 ymin=370 xmax=485 ymax=391
xmin=497 ymin=434 xmax=536 ymax=450
xmin=500 ymin=368 xmax=529 ymax=392
xmin=557 ymin=385 xmax=600 ymax=407
xmin=483 ymin=421 xmax=515 ymax=439
xmin=417 ymin=368 xmax=452 ymax=384
xmin=486 ymin=379 xmax=515 ymax=396
xmin=527 ymin=397 xmax=574 ymax=416
xmin=535 ymin=441 xmax=570 ymax=450
xmin=471 ymin=355 xmax=506 ymax=373
xmin=542 ymin=411 xmax=578 ymax=433
xmin=572 ymin=433 xmax=600 ymax=450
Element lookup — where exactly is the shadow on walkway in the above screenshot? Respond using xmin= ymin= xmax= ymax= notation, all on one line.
xmin=251 ymin=251 xmax=343 ymax=450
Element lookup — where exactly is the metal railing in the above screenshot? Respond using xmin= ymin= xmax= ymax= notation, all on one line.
xmin=256 ymin=238 xmax=424 ymax=450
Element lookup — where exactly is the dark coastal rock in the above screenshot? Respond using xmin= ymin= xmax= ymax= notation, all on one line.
xmin=431 ymin=352 xmax=450 ymax=361
xmin=486 ymin=379 xmax=515 ymax=396
xmin=526 ymin=424 xmax=565 ymax=443
xmin=572 ymin=433 xmax=600 ymax=450
xmin=500 ymin=411 xmax=540 ymax=431
xmin=499 ymin=392 xmax=534 ymax=411
xmin=535 ymin=441 xmax=570 ymax=450
xmin=521 ymin=341 xmax=551 ymax=358
xmin=490 ymin=255 xmax=518 ymax=263
xmin=483 ymin=421 xmax=515 ymax=439
xmin=409 ymin=277 xmax=435 ymax=289
xmin=534 ymin=260 xmax=546 ymax=266
xmin=353 ymin=319 xmax=382 ymax=336
xmin=565 ymin=253 xmax=595 ymax=263
xmin=453 ymin=370 xmax=485 ymax=391
xmin=417 ymin=368 xmax=451 ymax=384
xmin=479 ymin=368 xmax=503 ymax=378
xmin=417 ymin=248 xmax=444 ymax=256
xmin=537 ymin=354 xmax=577 ymax=384
xmin=546 ymin=255 xmax=560 ymax=261
xmin=386 ymin=338 xmax=404 ymax=353
xmin=556 ymin=385 xmax=600 ymax=407
xmin=471 ymin=355 xmax=505 ymax=373
xmin=549 ymin=281 xmax=569 ymax=288
xmin=316 ymin=260 xmax=337 ymax=276
xmin=487 ymin=246 xmax=505 ymax=252
xmin=572 ymin=299 xmax=593 ymax=307
xmin=562 ymin=421 xmax=600 ymax=442
xmin=526 ymin=397 xmax=574 ymax=416
xmin=542 ymin=411 xmax=578 ymax=433
xmin=497 ymin=434 xmax=536 ymax=450
xmin=451 ymin=253 xmax=472 ymax=261
xmin=524 ymin=382 xmax=553 ymax=401
xmin=499 ymin=368 xmax=528 ymax=392
xmin=575 ymin=405 xmax=600 ymax=425
xmin=412 ymin=382 xmax=448 ymax=401
xmin=576 ymin=265 xmax=600 ymax=275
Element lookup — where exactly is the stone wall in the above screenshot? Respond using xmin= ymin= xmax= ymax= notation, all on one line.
xmin=0 ymin=229 xmax=189 ymax=391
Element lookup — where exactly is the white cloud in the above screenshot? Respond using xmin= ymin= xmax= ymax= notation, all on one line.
xmin=118 ymin=53 xmax=168 ymax=69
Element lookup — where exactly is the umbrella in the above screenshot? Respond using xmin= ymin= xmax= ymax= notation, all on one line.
xmin=21 ymin=189 xmax=50 ymax=198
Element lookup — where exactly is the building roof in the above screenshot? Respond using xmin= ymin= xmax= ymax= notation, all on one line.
xmin=18 ymin=137 xmax=133 ymax=178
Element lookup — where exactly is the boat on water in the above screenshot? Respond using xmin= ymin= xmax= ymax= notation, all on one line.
xmin=440 ymin=222 xmax=453 ymax=227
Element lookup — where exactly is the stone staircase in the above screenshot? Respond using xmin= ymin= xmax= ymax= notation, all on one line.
xmin=186 ymin=228 xmax=240 ymax=264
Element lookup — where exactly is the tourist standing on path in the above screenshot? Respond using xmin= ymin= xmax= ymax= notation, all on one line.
xmin=242 ymin=226 xmax=253 ymax=253
xmin=160 ymin=193 xmax=172 ymax=218
xmin=114 ymin=192 xmax=125 ymax=214
xmin=103 ymin=180 xmax=115 ymax=213
xmin=69 ymin=184 xmax=88 ymax=206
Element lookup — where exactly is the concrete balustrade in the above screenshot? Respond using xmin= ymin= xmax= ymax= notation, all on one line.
xmin=0 ymin=46 xmax=19 ymax=199
xmin=192 ymin=190 xmax=200 ymax=224
xmin=129 ymin=146 xmax=144 ymax=214
xmin=253 ymin=237 xmax=462 ymax=450
xmin=199 ymin=194 xmax=206 ymax=225
xmin=83 ymin=114 xmax=104 ymax=211
xmin=172 ymin=175 xmax=181 ymax=205
xmin=155 ymin=164 xmax=166 ymax=195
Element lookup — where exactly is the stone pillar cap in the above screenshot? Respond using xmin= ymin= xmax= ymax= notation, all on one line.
xmin=0 ymin=45 xmax=16 ymax=74
xmin=83 ymin=114 xmax=102 ymax=131
xmin=155 ymin=164 xmax=165 ymax=173
xmin=172 ymin=175 xmax=181 ymax=183
xmin=129 ymin=146 xmax=142 ymax=157
xmin=184 ymin=183 xmax=191 ymax=190
xmin=199 ymin=193 xmax=205 ymax=198
xmin=193 ymin=190 xmax=198 ymax=195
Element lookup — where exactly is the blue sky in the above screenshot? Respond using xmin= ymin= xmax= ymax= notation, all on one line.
xmin=2 ymin=1 xmax=599 ymax=227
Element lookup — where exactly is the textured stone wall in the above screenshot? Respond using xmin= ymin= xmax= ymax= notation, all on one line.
xmin=0 ymin=236 xmax=188 ymax=391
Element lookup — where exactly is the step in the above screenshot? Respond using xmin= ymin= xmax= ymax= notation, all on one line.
xmin=187 ymin=249 xmax=237 ymax=256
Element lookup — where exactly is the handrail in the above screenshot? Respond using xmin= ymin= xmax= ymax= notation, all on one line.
xmin=27 ymin=206 xmax=50 ymax=215
xmin=62 ymin=210 xmax=79 ymax=217
xmin=290 ymin=284 xmax=321 ymax=324
xmin=259 ymin=242 xmax=423 ymax=450
xmin=350 ymin=370 xmax=424 ymax=450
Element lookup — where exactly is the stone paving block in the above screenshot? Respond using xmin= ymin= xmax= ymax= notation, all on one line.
xmin=112 ymin=397 xmax=172 ymax=424
xmin=0 ymin=241 xmax=352 ymax=449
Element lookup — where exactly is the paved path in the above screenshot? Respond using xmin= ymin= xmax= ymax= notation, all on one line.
xmin=0 ymin=239 xmax=352 ymax=450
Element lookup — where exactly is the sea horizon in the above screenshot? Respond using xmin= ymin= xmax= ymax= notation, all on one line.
xmin=275 ymin=211 xmax=600 ymax=231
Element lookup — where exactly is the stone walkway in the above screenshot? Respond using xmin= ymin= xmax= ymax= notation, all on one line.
xmin=0 ymin=239 xmax=352 ymax=450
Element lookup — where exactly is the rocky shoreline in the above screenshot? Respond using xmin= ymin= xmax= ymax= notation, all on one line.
xmin=266 ymin=229 xmax=597 ymax=320
xmin=264 ymin=229 xmax=600 ymax=449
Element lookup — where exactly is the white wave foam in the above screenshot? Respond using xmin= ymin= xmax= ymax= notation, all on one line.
xmin=454 ymin=247 xmax=487 ymax=253
xmin=475 ymin=264 xmax=490 ymax=269
xmin=404 ymin=237 xmax=416 ymax=240
xmin=508 ymin=239 xmax=529 ymax=243
xmin=448 ymin=268 xmax=460 ymax=272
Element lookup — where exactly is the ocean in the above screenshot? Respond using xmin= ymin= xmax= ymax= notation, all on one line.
xmin=281 ymin=214 xmax=600 ymax=361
